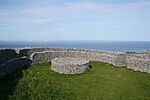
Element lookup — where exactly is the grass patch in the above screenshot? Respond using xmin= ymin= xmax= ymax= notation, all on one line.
xmin=0 ymin=61 xmax=150 ymax=100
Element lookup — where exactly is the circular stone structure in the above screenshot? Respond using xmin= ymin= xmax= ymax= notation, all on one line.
xmin=51 ymin=57 xmax=90 ymax=74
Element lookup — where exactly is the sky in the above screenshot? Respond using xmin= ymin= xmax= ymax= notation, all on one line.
xmin=0 ymin=0 xmax=150 ymax=41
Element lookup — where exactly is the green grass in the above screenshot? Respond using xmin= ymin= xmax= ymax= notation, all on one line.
xmin=1 ymin=61 xmax=150 ymax=100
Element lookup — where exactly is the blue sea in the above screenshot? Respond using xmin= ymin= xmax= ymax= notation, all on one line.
xmin=0 ymin=41 xmax=150 ymax=52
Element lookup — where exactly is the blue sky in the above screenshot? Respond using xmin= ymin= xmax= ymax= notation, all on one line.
xmin=0 ymin=0 xmax=150 ymax=41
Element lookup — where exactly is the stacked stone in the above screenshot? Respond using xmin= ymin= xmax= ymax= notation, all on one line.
xmin=1 ymin=48 xmax=150 ymax=79
xmin=51 ymin=57 xmax=90 ymax=74
xmin=0 ymin=49 xmax=32 ymax=79
xmin=126 ymin=54 xmax=150 ymax=73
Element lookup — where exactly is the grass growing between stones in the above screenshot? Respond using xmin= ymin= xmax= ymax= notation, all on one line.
xmin=1 ymin=61 xmax=150 ymax=100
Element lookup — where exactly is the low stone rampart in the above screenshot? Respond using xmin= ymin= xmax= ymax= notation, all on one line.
xmin=30 ymin=49 xmax=125 ymax=67
xmin=126 ymin=54 xmax=150 ymax=73
xmin=0 ymin=48 xmax=150 ymax=78
xmin=0 ymin=49 xmax=21 ymax=65
xmin=51 ymin=57 xmax=90 ymax=74
xmin=0 ymin=49 xmax=32 ymax=79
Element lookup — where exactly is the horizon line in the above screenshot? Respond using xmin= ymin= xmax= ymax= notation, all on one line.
xmin=0 ymin=40 xmax=150 ymax=42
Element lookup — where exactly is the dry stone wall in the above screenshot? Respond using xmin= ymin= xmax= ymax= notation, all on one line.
xmin=30 ymin=49 xmax=125 ymax=67
xmin=0 ymin=49 xmax=21 ymax=65
xmin=126 ymin=54 xmax=150 ymax=73
xmin=0 ymin=49 xmax=32 ymax=79
xmin=51 ymin=57 xmax=90 ymax=74
xmin=0 ymin=48 xmax=150 ymax=78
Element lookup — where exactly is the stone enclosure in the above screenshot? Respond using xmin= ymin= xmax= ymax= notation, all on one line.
xmin=0 ymin=48 xmax=150 ymax=78
xmin=51 ymin=57 xmax=90 ymax=74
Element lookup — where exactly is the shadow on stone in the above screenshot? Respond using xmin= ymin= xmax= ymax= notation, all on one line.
xmin=0 ymin=60 xmax=32 ymax=100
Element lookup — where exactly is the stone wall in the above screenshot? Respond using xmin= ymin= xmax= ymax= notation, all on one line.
xmin=126 ymin=54 xmax=150 ymax=73
xmin=0 ymin=48 xmax=150 ymax=78
xmin=0 ymin=49 xmax=32 ymax=79
xmin=29 ymin=48 xmax=125 ymax=67
xmin=0 ymin=49 xmax=21 ymax=65
xmin=51 ymin=57 xmax=90 ymax=74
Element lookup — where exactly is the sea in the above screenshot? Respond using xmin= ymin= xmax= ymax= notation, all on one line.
xmin=0 ymin=40 xmax=150 ymax=52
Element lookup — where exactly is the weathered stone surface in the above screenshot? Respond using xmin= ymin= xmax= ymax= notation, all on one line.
xmin=29 ymin=48 xmax=150 ymax=73
xmin=113 ymin=52 xmax=126 ymax=66
xmin=0 ymin=48 xmax=150 ymax=79
xmin=51 ymin=57 xmax=90 ymax=74
xmin=4 ymin=57 xmax=32 ymax=74
xmin=126 ymin=54 xmax=150 ymax=73
xmin=0 ymin=49 xmax=21 ymax=65
xmin=0 ymin=57 xmax=32 ymax=78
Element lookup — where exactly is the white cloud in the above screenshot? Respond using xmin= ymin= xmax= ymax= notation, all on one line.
xmin=20 ymin=1 xmax=150 ymax=15
xmin=0 ymin=1 xmax=150 ymax=25
xmin=120 ymin=0 xmax=150 ymax=9
xmin=20 ymin=2 xmax=116 ymax=16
